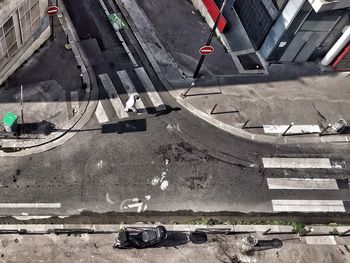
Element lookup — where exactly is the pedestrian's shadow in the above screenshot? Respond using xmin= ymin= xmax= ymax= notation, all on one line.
xmin=150 ymin=105 xmax=182 ymax=117
xmin=101 ymin=119 xmax=146 ymax=134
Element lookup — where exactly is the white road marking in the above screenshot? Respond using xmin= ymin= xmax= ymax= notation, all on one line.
xmin=135 ymin=67 xmax=166 ymax=111
xmin=98 ymin=0 xmax=138 ymax=67
xmin=0 ymin=203 xmax=61 ymax=208
xmin=126 ymin=202 xmax=143 ymax=213
xmin=117 ymin=70 xmax=146 ymax=113
xmin=267 ymin=178 xmax=339 ymax=190
xmin=105 ymin=193 xmax=115 ymax=205
xmin=262 ymin=158 xmax=334 ymax=169
xmin=98 ymin=74 xmax=129 ymax=119
xmin=95 ymin=100 xmax=109 ymax=123
xmin=305 ymin=236 xmax=336 ymax=245
xmin=120 ymin=196 xmax=150 ymax=213
xmin=160 ymin=180 xmax=169 ymax=191
xmin=151 ymin=176 xmax=160 ymax=186
xmin=116 ymin=31 xmax=139 ymax=67
xmin=97 ymin=160 xmax=104 ymax=169
xmin=263 ymin=125 xmax=320 ymax=134
xmin=70 ymin=91 xmax=79 ymax=111
xmin=167 ymin=123 xmax=181 ymax=133
xmin=271 ymin=200 xmax=345 ymax=212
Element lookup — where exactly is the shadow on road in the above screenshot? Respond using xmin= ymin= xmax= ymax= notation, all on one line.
xmin=102 ymin=119 xmax=147 ymax=134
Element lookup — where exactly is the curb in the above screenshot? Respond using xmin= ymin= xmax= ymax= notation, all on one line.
xmin=0 ymin=224 xmax=349 ymax=243
xmin=0 ymin=3 xmax=98 ymax=157
xmin=117 ymin=0 xmax=350 ymax=145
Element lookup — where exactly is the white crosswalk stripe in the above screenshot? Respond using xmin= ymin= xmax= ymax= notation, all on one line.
xmin=135 ymin=67 xmax=166 ymax=111
xmin=262 ymin=157 xmax=335 ymax=169
xmin=95 ymin=100 xmax=109 ymax=123
xmin=117 ymin=70 xmax=147 ymax=114
xmin=98 ymin=74 xmax=129 ymax=119
xmin=264 ymin=156 xmax=347 ymax=212
xmin=271 ymin=200 xmax=345 ymax=212
xmin=97 ymin=69 xmax=166 ymax=121
xmin=267 ymin=178 xmax=339 ymax=190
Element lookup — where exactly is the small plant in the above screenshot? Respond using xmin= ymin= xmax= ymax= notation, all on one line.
xmin=292 ymin=222 xmax=307 ymax=235
xmin=190 ymin=217 xmax=219 ymax=225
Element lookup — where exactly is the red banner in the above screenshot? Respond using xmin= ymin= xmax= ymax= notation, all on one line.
xmin=331 ymin=42 xmax=350 ymax=70
xmin=202 ymin=0 xmax=227 ymax=33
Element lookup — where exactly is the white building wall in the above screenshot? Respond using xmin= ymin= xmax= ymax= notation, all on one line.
xmin=308 ymin=0 xmax=350 ymax=13
xmin=0 ymin=0 xmax=49 ymax=85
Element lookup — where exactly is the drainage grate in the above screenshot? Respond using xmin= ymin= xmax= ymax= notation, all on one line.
xmin=237 ymin=52 xmax=264 ymax=70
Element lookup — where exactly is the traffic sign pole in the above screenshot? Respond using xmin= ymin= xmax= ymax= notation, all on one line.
xmin=47 ymin=6 xmax=59 ymax=41
xmin=50 ymin=15 xmax=54 ymax=41
xmin=193 ymin=0 xmax=227 ymax=78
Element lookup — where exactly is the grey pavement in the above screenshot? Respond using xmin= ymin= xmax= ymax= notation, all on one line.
xmin=0 ymin=224 xmax=349 ymax=263
xmin=117 ymin=0 xmax=350 ymax=145
xmin=0 ymin=3 xmax=98 ymax=155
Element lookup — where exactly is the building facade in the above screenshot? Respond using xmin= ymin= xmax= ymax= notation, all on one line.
xmin=233 ymin=0 xmax=350 ymax=63
xmin=0 ymin=0 xmax=50 ymax=85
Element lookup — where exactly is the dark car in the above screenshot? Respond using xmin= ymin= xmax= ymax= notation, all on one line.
xmin=113 ymin=226 xmax=167 ymax=248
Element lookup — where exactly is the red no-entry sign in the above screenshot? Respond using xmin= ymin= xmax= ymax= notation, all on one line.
xmin=199 ymin=45 xmax=214 ymax=55
xmin=47 ymin=6 xmax=59 ymax=16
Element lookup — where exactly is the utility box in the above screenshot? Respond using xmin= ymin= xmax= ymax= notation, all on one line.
xmin=2 ymin=112 xmax=18 ymax=132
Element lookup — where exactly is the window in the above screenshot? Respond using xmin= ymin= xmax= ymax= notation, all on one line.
xmin=0 ymin=16 xmax=18 ymax=68
xmin=19 ymin=0 xmax=41 ymax=43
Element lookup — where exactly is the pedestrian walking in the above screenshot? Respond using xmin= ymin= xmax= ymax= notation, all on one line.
xmin=124 ymin=94 xmax=140 ymax=113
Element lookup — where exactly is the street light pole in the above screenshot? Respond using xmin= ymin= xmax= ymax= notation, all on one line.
xmin=20 ymin=85 xmax=24 ymax=134
xmin=193 ymin=0 xmax=227 ymax=79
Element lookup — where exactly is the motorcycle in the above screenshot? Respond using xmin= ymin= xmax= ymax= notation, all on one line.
xmin=113 ymin=225 xmax=167 ymax=249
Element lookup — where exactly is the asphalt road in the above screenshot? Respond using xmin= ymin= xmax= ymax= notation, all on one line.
xmin=0 ymin=0 xmax=348 ymax=218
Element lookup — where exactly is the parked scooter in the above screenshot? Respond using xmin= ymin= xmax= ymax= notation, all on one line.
xmin=113 ymin=226 xmax=167 ymax=249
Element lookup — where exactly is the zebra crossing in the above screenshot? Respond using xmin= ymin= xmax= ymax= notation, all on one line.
xmin=95 ymin=67 xmax=166 ymax=123
xmin=262 ymin=157 xmax=349 ymax=212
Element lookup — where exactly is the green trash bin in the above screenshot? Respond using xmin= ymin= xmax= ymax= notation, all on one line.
xmin=2 ymin=112 xmax=18 ymax=132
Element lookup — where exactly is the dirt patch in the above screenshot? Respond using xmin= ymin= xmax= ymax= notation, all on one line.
xmin=156 ymin=141 xmax=214 ymax=163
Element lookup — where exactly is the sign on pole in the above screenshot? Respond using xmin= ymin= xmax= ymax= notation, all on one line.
xmin=47 ymin=6 xmax=59 ymax=41
xmin=199 ymin=45 xmax=214 ymax=55
xmin=47 ymin=6 xmax=59 ymax=16
xmin=108 ymin=13 xmax=127 ymax=31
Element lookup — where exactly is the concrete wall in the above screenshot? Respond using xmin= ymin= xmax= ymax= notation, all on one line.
xmin=308 ymin=0 xmax=350 ymax=13
xmin=0 ymin=0 xmax=49 ymax=85
xmin=260 ymin=0 xmax=306 ymax=59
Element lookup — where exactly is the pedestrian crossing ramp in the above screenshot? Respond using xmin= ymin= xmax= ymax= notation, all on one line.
xmin=262 ymin=157 xmax=349 ymax=213
xmin=96 ymin=67 xmax=167 ymax=123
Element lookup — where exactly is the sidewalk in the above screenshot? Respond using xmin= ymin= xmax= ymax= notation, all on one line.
xmin=0 ymin=3 xmax=98 ymax=156
xmin=117 ymin=0 xmax=350 ymax=145
xmin=0 ymin=224 xmax=349 ymax=262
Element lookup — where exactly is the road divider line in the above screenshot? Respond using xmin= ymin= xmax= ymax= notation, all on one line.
xmin=263 ymin=125 xmax=320 ymax=134
xmin=262 ymin=158 xmax=334 ymax=169
xmin=95 ymin=100 xmax=109 ymax=123
xmin=135 ymin=67 xmax=166 ymax=111
xmin=98 ymin=74 xmax=129 ymax=119
xmin=117 ymin=70 xmax=147 ymax=114
xmin=98 ymin=0 xmax=138 ymax=67
xmin=267 ymin=178 xmax=339 ymax=190
xmin=271 ymin=200 xmax=345 ymax=212
xmin=0 ymin=203 xmax=61 ymax=208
